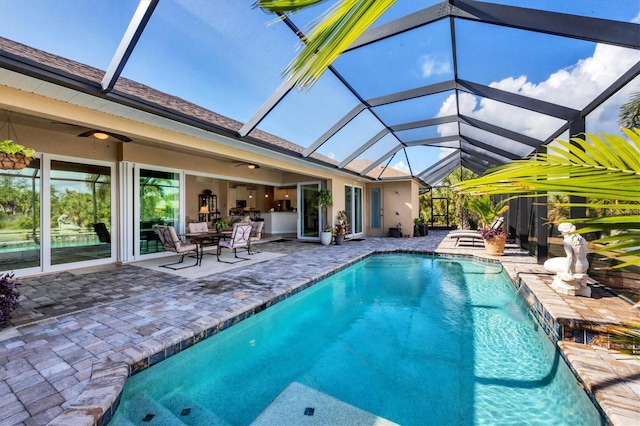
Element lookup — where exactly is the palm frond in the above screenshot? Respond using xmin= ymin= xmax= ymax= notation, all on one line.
xmin=619 ymin=91 xmax=640 ymax=130
xmin=455 ymin=130 xmax=640 ymax=203
xmin=259 ymin=0 xmax=395 ymax=89
xmin=256 ymin=0 xmax=327 ymax=13
xmin=454 ymin=130 xmax=640 ymax=268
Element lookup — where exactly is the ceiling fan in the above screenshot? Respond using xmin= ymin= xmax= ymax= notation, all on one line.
xmin=77 ymin=129 xmax=132 ymax=142
xmin=234 ymin=162 xmax=260 ymax=169
xmin=51 ymin=121 xmax=132 ymax=142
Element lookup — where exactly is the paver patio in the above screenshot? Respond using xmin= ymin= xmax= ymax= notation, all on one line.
xmin=1 ymin=232 xmax=638 ymax=425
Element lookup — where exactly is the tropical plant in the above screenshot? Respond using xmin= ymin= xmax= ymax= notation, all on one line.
xmin=334 ymin=210 xmax=348 ymax=235
xmin=316 ymin=188 xmax=333 ymax=231
xmin=619 ymin=91 xmax=640 ymax=130
xmin=0 ymin=139 xmax=35 ymax=157
xmin=424 ymin=168 xmax=478 ymax=228
xmin=478 ymin=228 xmax=509 ymax=240
xmin=463 ymin=194 xmax=509 ymax=228
xmin=454 ymin=129 xmax=640 ymax=268
xmin=316 ymin=188 xmax=333 ymax=207
xmin=214 ymin=219 xmax=229 ymax=230
xmin=257 ymin=0 xmax=395 ymax=89
xmin=0 ymin=272 xmax=21 ymax=327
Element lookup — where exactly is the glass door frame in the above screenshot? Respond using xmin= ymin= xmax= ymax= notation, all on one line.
xmin=41 ymin=153 xmax=117 ymax=273
xmin=345 ymin=183 xmax=364 ymax=237
xmin=297 ymin=181 xmax=322 ymax=241
xmin=122 ymin=162 xmax=186 ymax=261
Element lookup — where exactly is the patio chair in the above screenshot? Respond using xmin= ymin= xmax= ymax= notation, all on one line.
xmin=248 ymin=220 xmax=264 ymax=254
xmin=155 ymin=225 xmax=200 ymax=269
xmin=217 ymin=223 xmax=252 ymax=263
xmin=447 ymin=217 xmax=505 ymax=246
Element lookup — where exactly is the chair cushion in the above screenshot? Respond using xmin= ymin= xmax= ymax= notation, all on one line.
xmin=188 ymin=222 xmax=209 ymax=233
xmin=168 ymin=226 xmax=190 ymax=250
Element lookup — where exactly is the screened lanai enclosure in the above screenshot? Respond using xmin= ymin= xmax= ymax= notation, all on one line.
xmin=0 ymin=0 xmax=639 ymax=273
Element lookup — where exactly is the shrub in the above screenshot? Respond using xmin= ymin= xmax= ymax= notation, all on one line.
xmin=0 ymin=272 xmax=21 ymax=327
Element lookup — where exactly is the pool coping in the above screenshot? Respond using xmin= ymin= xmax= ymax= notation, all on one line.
xmin=48 ymin=249 xmax=637 ymax=426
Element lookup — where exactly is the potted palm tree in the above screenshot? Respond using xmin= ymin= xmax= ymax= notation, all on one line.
xmin=0 ymin=139 xmax=35 ymax=170
xmin=464 ymin=195 xmax=509 ymax=255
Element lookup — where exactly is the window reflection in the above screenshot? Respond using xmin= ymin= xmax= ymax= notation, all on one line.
xmin=50 ymin=160 xmax=111 ymax=266
xmin=139 ymin=169 xmax=180 ymax=254
xmin=0 ymin=159 xmax=41 ymax=271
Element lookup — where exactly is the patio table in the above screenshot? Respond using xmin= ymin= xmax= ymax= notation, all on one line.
xmin=185 ymin=231 xmax=231 ymax=265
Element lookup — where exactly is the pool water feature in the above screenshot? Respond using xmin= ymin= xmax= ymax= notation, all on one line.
xmin=110 ymin=254 xmax=603 ymax=425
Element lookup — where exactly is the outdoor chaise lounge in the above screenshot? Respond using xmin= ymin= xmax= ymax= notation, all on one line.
xmin=447 ymin=217 xmax=505 ymax=246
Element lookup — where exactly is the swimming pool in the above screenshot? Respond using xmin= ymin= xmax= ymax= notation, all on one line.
xmin=110 ymin=254 xmax=603 ymax=425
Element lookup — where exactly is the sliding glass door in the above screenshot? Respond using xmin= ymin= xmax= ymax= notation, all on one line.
xmin=138 ymin=168 xmax=181 ymax=255
xmin=345 ymin=184 xmax=363 ymax=236
xmin=0 ymin=156 xmax=115 ymax=274
xmin=49 ymin=160 xmax=113 ymax=266
xmin=298 ymin=182 xmax=321 ymax=240
xmin=0 ymin=159 xmax=41 ymax=272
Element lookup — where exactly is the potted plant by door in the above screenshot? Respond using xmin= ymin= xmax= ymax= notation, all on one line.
xmin=0 ymin=139 xmax=35 ymax=170
xmin=317 ymin=188 xmax=333 ymax=245
xmin=334 ymin=210 xmax=348 ymax=245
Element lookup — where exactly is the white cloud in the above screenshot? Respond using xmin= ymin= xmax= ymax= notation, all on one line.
xmin=436 ymin=43 xmax=640 ymax=147
xmin=420 ymin=54 xmax=451 ymax=78
xmin=632 ymin=12 xmax=640 ymax=23
xmin=391 ymin=160 xmax=410 ymax=173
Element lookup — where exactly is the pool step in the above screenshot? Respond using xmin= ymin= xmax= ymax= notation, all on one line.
xmin=159 ymin=391 xmax=231 ymax=426
xmin=251 ymin=382 xmax=398 ymax=425
xmin=119 ymin=394 xmax=186 ymax=425
xmin=106 ymin=417 xmax=136 ymax=426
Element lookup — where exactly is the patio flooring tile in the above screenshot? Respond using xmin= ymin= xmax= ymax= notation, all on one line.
xmin=0 ymin=232 xmax=638 ymax=425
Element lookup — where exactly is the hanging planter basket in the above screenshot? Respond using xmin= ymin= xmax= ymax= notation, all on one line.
xmin=0 ymin=153 xmax=32 ymax=170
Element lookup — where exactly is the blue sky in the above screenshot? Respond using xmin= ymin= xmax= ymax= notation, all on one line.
xmin=1 ymin=0 xmax=639 ymax=176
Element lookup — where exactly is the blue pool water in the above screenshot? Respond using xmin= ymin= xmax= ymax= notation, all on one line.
xmin=111 ymin=254 xmax=603 ymax=425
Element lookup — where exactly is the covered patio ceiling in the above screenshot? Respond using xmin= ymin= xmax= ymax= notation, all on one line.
xmin=1 ymin=0 xmax=639 ymax=187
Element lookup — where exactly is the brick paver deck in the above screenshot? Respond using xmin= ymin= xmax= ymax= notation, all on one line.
xmin=1 ymin=232 xmax=638 ymax=425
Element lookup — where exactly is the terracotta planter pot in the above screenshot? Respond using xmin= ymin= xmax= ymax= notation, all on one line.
xmin=483 ymin=235 xmax=506 ymax=255
xmin=0 ymin=153 xmax=31 ymax=170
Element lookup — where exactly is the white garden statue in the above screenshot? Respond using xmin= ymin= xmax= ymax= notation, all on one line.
xmin=543 ymin=223 xmax=591 ymax=297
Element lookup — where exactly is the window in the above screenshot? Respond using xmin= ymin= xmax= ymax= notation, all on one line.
xmin=139 ymin=168 xmax=180 ymax=254
xmin=0 ymin=159 xmax=41 ymax=271
xmin=50 ymin=160 xmax=112 ymax=266
xmin=345 ymin=184 xmax=363 ymax=235
xmin=370 ymin=188 xmax=381 ymax=229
